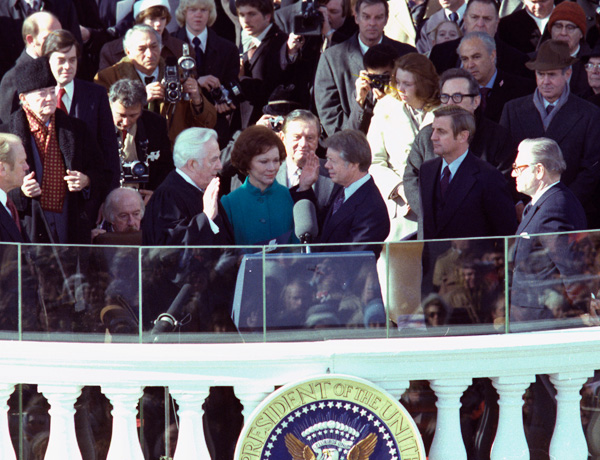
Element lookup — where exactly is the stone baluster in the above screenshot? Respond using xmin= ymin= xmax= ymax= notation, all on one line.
xmin=170 ymin=386 xmax=211 ymax=460
xmin=549 ymin=372 xmax=593 ymax=460
xmin=429 ymin=378 xmax=471 ymax=460
xmin=102 ymin=386 xmax=144 ymax=460
xmin=38 ymin=384 xmax=83 ymax=460
xmin=235 ymin=384 xmax=273 ymax=423
xmin=491 ymin=375 xmax=535 ymax=460
xmin=0 ymin=384 xmax=16 ymax=460
xmin=377 ymin=380 xmax=410 ymax=402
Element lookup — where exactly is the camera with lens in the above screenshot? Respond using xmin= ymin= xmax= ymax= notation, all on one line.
xmin=268 ymin=115 xmax=285 ymax=132
xmin=293 ymin=0 xmax=324 ymax=36
xmin=366 ymin=73 xmax=391 ymax=92
xmin=210 ymin=81 xmax=243 ymax=106
xmin=163 ymin=59 xmax=183 ymax=103
xmin=122 ymin=160 xmax=149 ymax=184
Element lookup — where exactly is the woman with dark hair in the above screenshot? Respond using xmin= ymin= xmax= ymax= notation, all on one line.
xmin=367 ymin=52 xmax=440 ymax=240
xmin=221 ymin=125 xmax=296 ymax=245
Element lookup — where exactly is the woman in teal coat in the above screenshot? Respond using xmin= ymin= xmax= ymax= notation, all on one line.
xmin=221 ymin=125 xmax=296 ymax=245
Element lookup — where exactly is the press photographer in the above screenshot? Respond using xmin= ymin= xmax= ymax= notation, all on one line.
xmin=108 ymin=79 xmax=174 ymax=195
xmin=95 ymin=24 xmax=217 ymax=144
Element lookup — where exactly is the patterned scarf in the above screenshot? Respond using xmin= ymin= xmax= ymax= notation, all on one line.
xmin=23 ymin=105 xmax=67 ymax=213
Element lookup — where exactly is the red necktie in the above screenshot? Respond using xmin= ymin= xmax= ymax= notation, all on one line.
xmin=57 ymin=88 xmax=68 ymax=114
xmin=6 ymin=197 xmax=21 ymax=232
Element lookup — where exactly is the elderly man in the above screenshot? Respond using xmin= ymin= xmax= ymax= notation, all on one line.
xmin=458 ymin=31 xmax=534 ymax=122
xmin=93 ymin=187 xmax=145 ymax=244
xmin=1 ymin=57 xmax=109 ymax=244
xmin=429 ymin=0 xmax=529 ymax=78
xmin=0 ymin=12 xmax=62 ymax=122
xmin=95 ymin=24 xmax=216 ymax=143
xmin=418 ymin=106 xmax=517 ymax=240
xmin=546 ymin=1 xmax=590 ymax=96
xmin=109 ymin=79 xmax=173 ymax=193
xmin=404 ymin=68 xmax=516 ymax=219
xmin=500 ymin=39 xmax=600 ymax=226
xmin=316 ymin=129 xmax=389 ymax=257
xmin=0 ymin=134 xmax=29 ymax=242
xmin=142 ymin=127 xmax=233 ymax=245
xmin=510 ymin=137 xmax=587 ymax=322
xmin=314 ymin=0 xmax=415 ymax=136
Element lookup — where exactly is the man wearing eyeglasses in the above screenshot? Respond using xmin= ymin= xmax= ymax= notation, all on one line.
xmin=417 ymin=105 xmax=517 ymax=240
xmin=404 ymin=68 xmax=515 ymax=221
xmin=510 ymin=137 xmax=586 ymax=322
xmin=500 ymin=39 xmax=600 ymax=227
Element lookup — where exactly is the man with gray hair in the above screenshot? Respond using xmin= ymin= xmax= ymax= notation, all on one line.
xmin=316 ymin=129 xmax=389 ymax=257
xmin=510 ymin=137 xmax=587 ymax=322
xmin=141 ymin=127 xmax=233 ymax=245
xmin=95 ymin=24 xmax=216 ymax=144
xmin=0 ymin=134 xmax=28 ymax=242
xmin=109 ymin=79 xmax=173 ymax=193
xmin=458 ymin=31 xmax=534 ymax=123
xmin=93 ymin=187 xmax=145 ymax=245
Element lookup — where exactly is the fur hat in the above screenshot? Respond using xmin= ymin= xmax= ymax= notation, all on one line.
xmin=547 ymin=1 xmax=586 ymax=36
xmin=526 ymin=40 xmax=578 ymax=71
xmin=16 ymin=57 xmax=57 ymax=95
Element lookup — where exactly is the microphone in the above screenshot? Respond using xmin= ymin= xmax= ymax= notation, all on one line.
xmin=151 ymin=284 xmax=192 ymax=336
xmin=294 ymin=199 xmax=318 ymax=244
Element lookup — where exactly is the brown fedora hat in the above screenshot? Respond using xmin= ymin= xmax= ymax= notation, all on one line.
xmin=526 ymin=40 xmax=578 ymax=71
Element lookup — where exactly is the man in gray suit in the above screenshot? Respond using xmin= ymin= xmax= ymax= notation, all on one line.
xmin=276 ymin=109 xmax=340 ymax=223
xmin=314 ymin=0 xmax=415 ymax=136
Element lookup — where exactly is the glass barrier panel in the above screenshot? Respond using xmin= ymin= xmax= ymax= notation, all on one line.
xmin=0 ymin=243 xmax=19 ymax=339
xmin=507 ymin=230 xmax=598 ymax=332
xmin=19 ymin=244 xmax=140 ymax=342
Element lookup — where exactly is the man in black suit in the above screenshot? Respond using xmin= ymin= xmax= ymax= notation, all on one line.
xmin=510 ymin=137 xmax=587 ymax=322
xmin=404 ymin=68 xmax=516 ymax=221
xmin=43 ymin=29 xmax=120 ymax=220
xmin=458 ymin=31 xmax=535 ymax=123
xmin=109 ymin=79 xmax=174 ymax=195
xmin=236 ymin=0 xmax=300 ymax=128
xmin=429 ymin=0 xmax=530 ymax=79
xmin=500 ymin=40 xmax=600 ymax=226
xmin=142 ymin=127 xmax=233 ymax=245
xmin=314 ymin=0 xmax=416 ymax=136
xmin=316 ymin=129 xmax=390 ymax=257
xmin=3 ymin=57 xmax=109 ymax=244
xmin=418 ymin=106 xmax=517 ymax=240
xmin=497 ymin=0 xmax=553 ymax=55
xmin=0 ymin=134 xmax=28 ymax=242
xmin=173 ymin=0 xmax=240 ymax=145
xmin=0 ymin=0 xmax=81 ymax=79
xmin=0 ymin=12 xmax=62 ymax=123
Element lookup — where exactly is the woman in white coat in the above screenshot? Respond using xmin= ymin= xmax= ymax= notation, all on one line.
xmin=368 ymin=53 xmax=440 ymax=241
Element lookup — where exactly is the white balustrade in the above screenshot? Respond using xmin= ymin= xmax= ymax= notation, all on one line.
xmin=429 ymin=378 xmax=472 ymax=460
xmin=170 ymin=386 xmax=211 ymax=460
xmin=491 ymin=375 xmax=535 ymax=460
xmin=0 ymin=384 xmax=16 ymax=460
xmin=549 ymin=372 xmax=593 ymax=460
xmin=38 ymin=384 xmax=83 ymax=460
xmin=0 ymin=327 xmax=596 ymax=458
xmin=102 ymin=385 xmax=144 ymax=460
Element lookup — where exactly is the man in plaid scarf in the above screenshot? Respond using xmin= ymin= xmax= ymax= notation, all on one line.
xmin=1 ymin=56 xmax=110 ymax=243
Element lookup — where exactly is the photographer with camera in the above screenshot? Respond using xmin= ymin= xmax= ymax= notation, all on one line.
xmin=108 ymin=79 xmax=173 ymax=196
xmin=353 ymin=43 xmax=400 ymax=133
xmin=173 ymin=0 xmax=242 ymax=146
xmin=95 ymin=24 xmax=217 ymax=144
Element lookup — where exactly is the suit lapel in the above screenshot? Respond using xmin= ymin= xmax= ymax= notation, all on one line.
xmin=0 ymin=205 xmax=22 ymax=242
xmin=546 ymin=96 xmax=582 ymax=143
xmin=516 ymin=185 xmax=559 ymax=234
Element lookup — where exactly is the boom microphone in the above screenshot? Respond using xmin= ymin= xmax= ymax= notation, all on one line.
xmin=151 ymin=283 xmax=192 ymax=335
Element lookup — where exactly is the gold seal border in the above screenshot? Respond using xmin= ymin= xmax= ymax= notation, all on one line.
xmin=234 ymin=374 xmax=425 ymax=460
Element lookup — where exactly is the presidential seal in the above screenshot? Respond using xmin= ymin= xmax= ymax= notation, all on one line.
xmin=235 ymin=374 xmax=425 ymax=460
